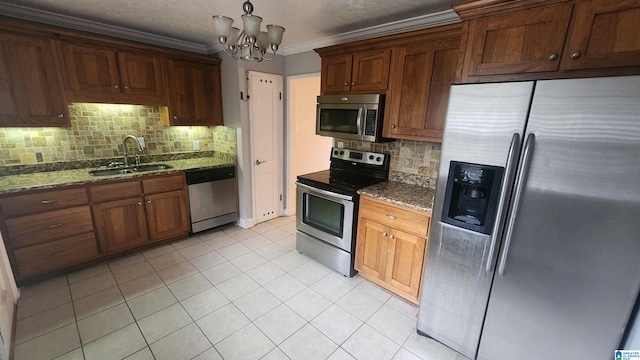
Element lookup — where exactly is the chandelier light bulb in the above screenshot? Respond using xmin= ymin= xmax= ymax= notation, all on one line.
xmin=212 ymin=0 xmax=285 ymax=61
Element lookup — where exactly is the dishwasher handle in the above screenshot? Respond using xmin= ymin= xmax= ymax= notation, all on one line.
xmin=186 ymin=166 xmax=235 ymax=185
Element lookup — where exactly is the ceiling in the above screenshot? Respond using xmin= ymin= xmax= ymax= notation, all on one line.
xmin=0 ymin=0 xmax=462 ymax=55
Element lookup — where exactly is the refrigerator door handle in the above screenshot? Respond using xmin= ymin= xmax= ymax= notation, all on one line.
xmin=497 ymin=133 xmax=536 ymax=276
xmin=486 ymin=133 xmax=521 ymax=273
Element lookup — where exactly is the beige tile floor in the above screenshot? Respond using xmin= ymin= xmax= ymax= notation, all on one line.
xmin=13 ymin=216 xmax=464 ymax=360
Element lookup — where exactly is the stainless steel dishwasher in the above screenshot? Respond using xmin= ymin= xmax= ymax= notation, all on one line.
xmin=186 ymin=166 xmax=237 ymax=233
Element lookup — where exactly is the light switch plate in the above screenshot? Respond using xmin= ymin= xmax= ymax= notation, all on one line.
xmin=193 ymin=140 xmax=200 ymax=150
xmin=136 ymin=137 xmax=145 ymax=149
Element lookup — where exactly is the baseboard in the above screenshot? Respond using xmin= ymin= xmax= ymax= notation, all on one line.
xmin=236 ymin=217 xmax=255 ymax=229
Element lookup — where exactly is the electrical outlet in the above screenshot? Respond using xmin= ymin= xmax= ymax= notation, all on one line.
xmin=338 ymin=141 xmax=344 ymax=149
xmin=136 ymin=137 xmax=145 ymax=149
xmin=193 ymin=140 xmax=200 ymax=150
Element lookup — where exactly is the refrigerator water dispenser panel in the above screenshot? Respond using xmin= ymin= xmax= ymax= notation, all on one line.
xmin=441 ymin=161 xmax=503 ymax=234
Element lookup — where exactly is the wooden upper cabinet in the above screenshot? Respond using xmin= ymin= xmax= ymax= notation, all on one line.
xmin=562 ymin=0 xmax=640 ymax=71
xmin=385 ymin=37 xmax=460 ymax=142
xmin=463 ymin=3 xmax=572 ymax=77
xmin=60 ymin=43 xmax=166 ymax=105
xmin=165 ymin=58 xmax=224 ymax=126
xmin=455 ymin=0 xmax=640 ymax=82
xmin=0 ymin=33 xmax=69 ymax=127
xmin=320 ymin=49 xmax=391 ymax=94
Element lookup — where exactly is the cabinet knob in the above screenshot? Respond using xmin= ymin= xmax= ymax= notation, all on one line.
xmin=386 ymin=214 xmax=397 ymax=219
xmin=344 ymin=82 xmax=349 ymax=86
xmin=114 ymin=85 xmax=119 ymax=89
xmin=570 ymin=51 xmax=581 ymax=59
xmin=57 ymin=114 xmax=64 ymax=119
xmin=173 ymin=115 xmax=178 ymax=120
xmin=389 ymin=234 xmax=395 ymax=240
xmin=382 ymin=232 xmax=388 ymax=237
xmin=137 ymin=201 xmax=142 ymax=206
xmin=351 ymin=82 xmax=356 ymax=86
xmin=124 ymin=85 xmax=129 ymax=89
xmin=390 ymin=125 xmax=396 ymax=129
xmin=146 ymin=200 xmax=152 ymax=204
xmin=548 ymin=53 xmax=558 ymax=61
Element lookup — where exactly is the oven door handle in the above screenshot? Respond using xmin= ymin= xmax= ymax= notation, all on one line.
xmin=295 ymin=182 xmax=353 ymax=202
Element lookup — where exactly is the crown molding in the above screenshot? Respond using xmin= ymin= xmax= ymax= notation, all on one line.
xmin=0 ymin=1 xmax=209 ymax=54
xmin=280 ymin=9 xmax=460 ymax=56
xmin=0 ymin=1 xmax=459 ymax=57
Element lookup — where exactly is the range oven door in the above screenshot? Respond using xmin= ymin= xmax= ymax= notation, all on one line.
xmin=296 ymin=182 xmax=354 ymax=252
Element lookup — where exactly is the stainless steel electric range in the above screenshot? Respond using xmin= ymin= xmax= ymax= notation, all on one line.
xmin=295 ymin=147 xmax=389 ymax=277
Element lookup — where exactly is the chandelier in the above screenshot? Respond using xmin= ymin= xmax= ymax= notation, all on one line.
xmin=212 ymin=1 xmax=285 ymax=62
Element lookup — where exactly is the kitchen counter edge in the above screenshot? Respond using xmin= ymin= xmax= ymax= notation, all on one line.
xmin=357 ymin=181 xmax=435 ymax=213
xmin=0 ymin=158 xmax=236 ymax=195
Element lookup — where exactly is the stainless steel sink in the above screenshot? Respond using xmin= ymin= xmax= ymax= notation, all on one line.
xmin=89 ymin=164 xmax=172 ymax=176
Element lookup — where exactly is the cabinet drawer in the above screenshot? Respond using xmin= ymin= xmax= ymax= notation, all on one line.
xmin=14 ymin=233 xmax=99 ymax=278
xmin=143 ymin=173 xmax=184 ymax=194
xmin=0 ymin=187 xmax=88 ymax=217
xmin=359 ymin=196 xmax=430 ymax=237
xmin=6 ymin=205 xmax=94 ymax=248
xmin=90 ymin=180 xmax=141 ymax=202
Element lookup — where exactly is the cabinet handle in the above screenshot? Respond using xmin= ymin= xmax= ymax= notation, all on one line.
xmin=570 ymin=51 xmax=581 ymax=59
xmin=389 ymin=234 xmax=395 ymax=240
xmin=146 ymin=200 xmax=152 ymax=204
xmin=53 ymin=250 xmax=68 ymax=257
xmin=344 ymin=82 xmax=349 ymax=86
xmin=114 ymin=85 xmax=119 ymax=89
xmin=41 ymin=199 xmax=57 ymax=204
xmin=390 ymin=125 xmax=396 ymax=129
xmin=351 ymin=82 xmax=356 ymax=86
xmin=382 ymin=232 xmax=388 ymax=237
xmin=47 ymin=223 xmax=62 ymax=228
xmin=137 ymin=201 xmax=143 ymax=205
xmin=548 ymin=53 xmax=557 ymax=61
xmin=57 ymin=114 xmax=64 ymax=118
xmin=386 ymin=214 xmax=397 ymax=219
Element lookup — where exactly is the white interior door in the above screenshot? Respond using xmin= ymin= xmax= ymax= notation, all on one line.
xmin=249 ymin=71 xmax=283 ymax=224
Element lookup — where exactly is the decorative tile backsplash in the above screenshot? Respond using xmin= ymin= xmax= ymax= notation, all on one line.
xmin=335 ymin=138 xmax=441 ymax=188
xmin=0 ymin=103 xmax=237 ymax=166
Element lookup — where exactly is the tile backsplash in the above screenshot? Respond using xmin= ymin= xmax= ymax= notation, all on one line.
xmin=335 ymin=139 xmax=441 ymax=188
xmin=0 ymin=103 xmax=237 ymax=166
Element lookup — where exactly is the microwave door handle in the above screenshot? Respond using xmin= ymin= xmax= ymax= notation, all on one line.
xmin=357 ymin=108 xmax=364 ymax=136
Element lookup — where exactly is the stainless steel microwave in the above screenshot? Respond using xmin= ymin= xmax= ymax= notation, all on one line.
xmin=316 ymin=94 xmax=392 ymax=142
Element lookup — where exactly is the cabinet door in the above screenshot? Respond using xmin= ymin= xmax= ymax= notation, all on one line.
xmin=464 ymin=3 xmax=572 ymax=77
xmin=166 ymin=59 xmax=224 ymax=126
xmin=61 ymin=43 xmax=121 ymax=98
xmin=320 ymin=54 xmax=352 ymax=94
xmin=562 ymin=0 xmax=640 ymax=71
xmin=93 ymin=197 xmax=148 ymax=254
xmin=355 ymin=218 xmax=389 ymax=280
xmin=117 ymin=52 xmax=166 ymax=101
xmin=385 ymin=40 xmax=459 ymax=141
xmin=0 ymin=34 xmax=69 ymax=127
xmin=385 ymin=228 xmax=426 ymax=300
xmin=351 ymin=49 xmax=391 ymax=93
xmin=145 ymin=189 xmax=189 ymax=242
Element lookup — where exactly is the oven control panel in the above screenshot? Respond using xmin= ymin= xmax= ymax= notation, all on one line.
xmin=331 ymin=147 xmax=386 ymax=166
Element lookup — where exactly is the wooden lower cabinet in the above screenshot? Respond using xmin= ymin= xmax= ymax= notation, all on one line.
xmin=91 ymin=173 xmax=189 ymax=254
xmin=355 ymin=196 xmax=430 ymax=304
xmin=13 ymin=233 xmax=99 ymax=278
xmin=92 ymin=197 xmax=149 ymax=254
xmin=145 ymin=189 xmax=189 ymax=241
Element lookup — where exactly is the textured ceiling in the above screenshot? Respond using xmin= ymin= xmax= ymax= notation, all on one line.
xmin=0 ymin=0 xmax=461 ymax=54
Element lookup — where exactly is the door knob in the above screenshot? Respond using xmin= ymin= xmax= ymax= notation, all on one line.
xmin=256 ymin=159 xmax=265 ymax=165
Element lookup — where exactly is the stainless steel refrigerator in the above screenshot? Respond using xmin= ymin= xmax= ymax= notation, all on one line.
xmin=417 ymin=76 xmax=640 ymax=360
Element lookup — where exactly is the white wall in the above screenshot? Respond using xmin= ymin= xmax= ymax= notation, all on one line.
xmin=0 ymin=233 xmax=18 ymax=359
xmin=285 ymin=74 xmax=331 ymax=214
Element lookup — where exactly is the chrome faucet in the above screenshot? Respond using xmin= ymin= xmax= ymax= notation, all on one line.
xmin=122 ymin=135 xmax=145 ymax=167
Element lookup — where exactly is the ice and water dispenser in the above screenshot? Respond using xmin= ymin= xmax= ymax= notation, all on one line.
xmin=441 ymin=161 xmax=504 ymax=235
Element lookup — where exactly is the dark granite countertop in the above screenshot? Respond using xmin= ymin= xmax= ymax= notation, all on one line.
xmin=0 ymin=157 xmax=236 ymax=195
xmin=358 ymin=181 xmax=436 ymax=213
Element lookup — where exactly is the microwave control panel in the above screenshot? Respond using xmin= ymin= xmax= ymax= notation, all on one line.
xmin=363 ymin=109 xmax=377 ymax=136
